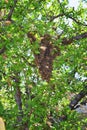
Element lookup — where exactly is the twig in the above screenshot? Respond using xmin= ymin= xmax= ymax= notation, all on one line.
xmin=0 ymin=46 xmax=6 ymax=55
xmin=50 ymin=13 xmax=87 ymax=26
xmin=50 ymin=13 xmax=64 ymax=22
xmin=7 ymin=0 xmax=18 ymax=20
xmin=21 ymin=55 xmax=36 ymax=67
xmin=67 ymin=15 xmax=87 ymax=26
xmin=51 ymin=0 xmax=87 ymax=26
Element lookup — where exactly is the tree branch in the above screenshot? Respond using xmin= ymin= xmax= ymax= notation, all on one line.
xmin=51 ymin=0 xmax=87 ymax=26
xmin=7 ymin=0 xmax=18 ymax=20
xmin=11 ymin=73 xmax=23 ymax=124
xmin=67 ymin=15 xmax=87 ymax=27
xmin=15 ymin=86 xmax=23 ymax=115
xmin=50 ymin=13 xmax=64 ymax=22
xmin=69 ymin=86 xmax=87 ymax=110
xmin=50 ymin=13 xmax=87 ymax=26
xmin=62 ymin=32 xmax=87 ymax=45
xmin=0 ymin=46 xmax=6 ymax=55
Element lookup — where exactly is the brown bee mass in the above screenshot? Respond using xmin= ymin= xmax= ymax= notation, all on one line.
xmin=27 ymin=32 xmax=60 ymax=82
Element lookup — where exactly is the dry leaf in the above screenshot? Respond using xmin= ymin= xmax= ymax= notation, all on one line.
xmin=5 ymin=0 xmax=8 ymax=3
xmin=5 ymin=20 xmax=11 ymax=25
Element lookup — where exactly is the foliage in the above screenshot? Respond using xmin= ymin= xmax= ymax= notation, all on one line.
xmin=0 ymin=0 xmax=87 ymax=129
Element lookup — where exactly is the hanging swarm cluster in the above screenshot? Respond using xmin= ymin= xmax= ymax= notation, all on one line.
xmin=27 ymin=32 xmax=60 ymax=82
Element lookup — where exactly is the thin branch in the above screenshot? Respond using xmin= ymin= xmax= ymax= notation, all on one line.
xmin=73 ymin=32 xmax=87 ymax=40
xmin=50 ymin=13 xmax=87 ymax=26
xmin=7 ymin=0 xmax=18 ymax=20
xmin=21 ymin=55 xmax=36 ymax=67
xmin=57 ymin=0 xmax=65 ymax=14
xmin=14 ymin=86 xmax=25 ymax=130
xmin=62 ymin=32 xmax=87 ymax=45
xmin=69 ymin=86 xmax=87 ymax=110
xmin=15 ymin=86 xmax=23 ymax=113
xmin=13 ymin=74 xmax=23 ymax=124
xmin=50 ymin=13 xmax=64 ymax=22
xmin=51 ymin=0 xmax=87 ymax=26
xmin=67 ymin=15 xmax=87 ymax=26
xmin=0 ymin=46 xmax=6 ymax=55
